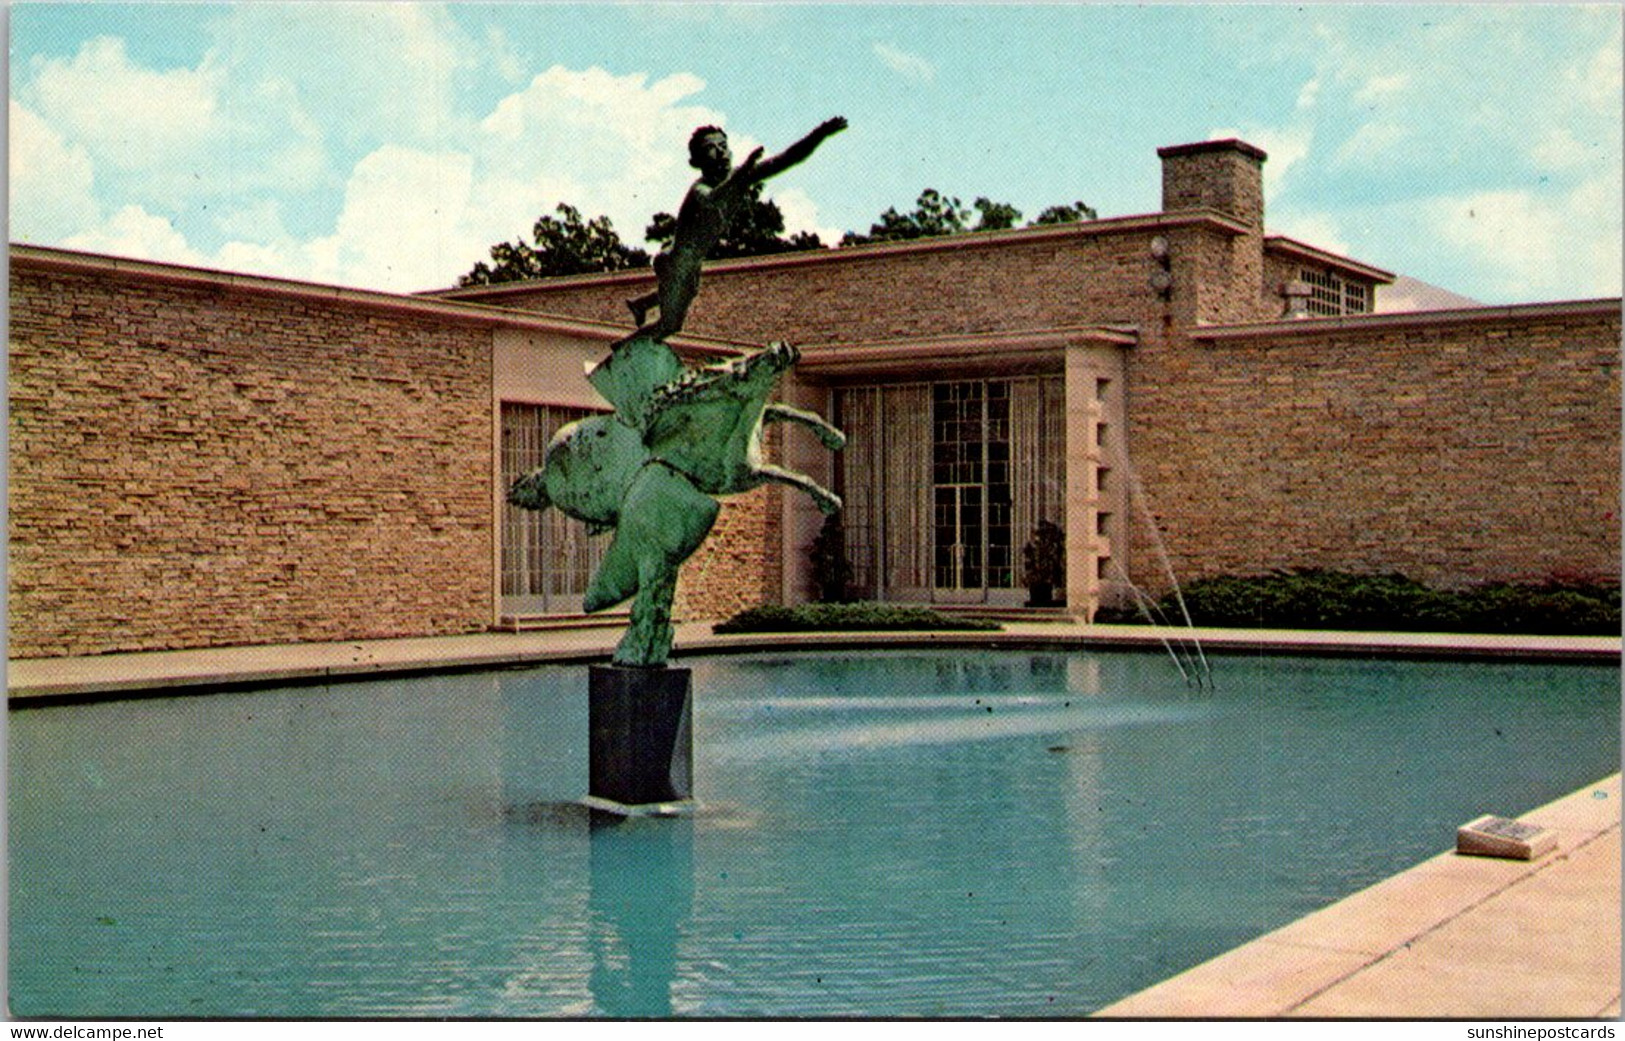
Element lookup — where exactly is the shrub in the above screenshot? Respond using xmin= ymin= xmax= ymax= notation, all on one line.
xmin=714 ymin=602 xmax=1002 ymax=634
xmin=1094 ymin=569 xmax=1620 ymax=636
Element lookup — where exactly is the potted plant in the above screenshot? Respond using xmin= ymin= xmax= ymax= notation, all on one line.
xmin=1021 ymin=520 xmax=1066 ymax=607
xmin=808 ymin=513 xmax=855 ymax=603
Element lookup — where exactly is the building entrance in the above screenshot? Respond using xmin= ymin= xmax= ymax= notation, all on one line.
xmin=836 ymin=375 xmax=1063 ymax=607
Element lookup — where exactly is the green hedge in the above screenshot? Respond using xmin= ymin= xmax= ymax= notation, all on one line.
xmin=1094 ymin=570 xmax=1620 ymax=636
xmin=714 ymin=602 xmax=1002 ymax=634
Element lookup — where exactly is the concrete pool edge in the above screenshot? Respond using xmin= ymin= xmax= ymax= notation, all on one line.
xmin=7 ymin=621 xmax=1620 ymax=703
xmin=6 ymin=620 xmax=1618 ymax=701
xmin=1094 ymin=773 xmax=1624 ymax=1020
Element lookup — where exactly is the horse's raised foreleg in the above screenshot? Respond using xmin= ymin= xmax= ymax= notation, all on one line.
xmin=763 ymin=402 xmax=846 ymax=451
xmin=754 ymin=462 xmax=842 ymax=516
xmin=585 ymin=462 xmax=720 ymax=666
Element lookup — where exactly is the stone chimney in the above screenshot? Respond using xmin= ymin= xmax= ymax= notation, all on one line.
xmin=1157 ymin=139 xmax=1267 ymax=229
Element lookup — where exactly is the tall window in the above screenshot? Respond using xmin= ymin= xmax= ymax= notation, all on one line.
xmin=932 ymin=381 xmax=1013 ymax=592
xmin=500 ymin=403 xmax=608 ymax=616
xmin=1301 ymin=267 xmax=1372 ymax=316
xmin=837 ymin=376 xmax=1062 ymax=606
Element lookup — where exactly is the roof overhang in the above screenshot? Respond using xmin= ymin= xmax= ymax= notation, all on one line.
xmin=1190 ymin=298 xmax=1621 ymax=344
xmin=797 ymin=325 xmax=1137 ymax=381
xmin=1264 ymin=235 xmax=1396 ymax=284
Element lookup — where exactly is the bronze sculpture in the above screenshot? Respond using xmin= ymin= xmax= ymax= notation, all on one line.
xmin=509 ymin=119 xmax=848 ymax=668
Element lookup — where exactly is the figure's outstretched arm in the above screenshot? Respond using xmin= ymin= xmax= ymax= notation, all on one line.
xmin=747 ymin=116 xmax=847 ymax=183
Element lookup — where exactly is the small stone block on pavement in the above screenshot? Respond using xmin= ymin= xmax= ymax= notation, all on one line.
xmin=1457 ymin=815 xmax=1557 ymax=860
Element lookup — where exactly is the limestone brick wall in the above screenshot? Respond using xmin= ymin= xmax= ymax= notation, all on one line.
xmin=448 ymin=226 xmax=1620 ymax=602
xmin=1158 ymin=141 xmax=1266 ymax=228
xmin=453 ymin=227 xmax=1161 ymax=346
xmin=9 ymin=262 xmax=496 ymax=657
xmin=1123 ymin=306 xmax=1622 ymax=592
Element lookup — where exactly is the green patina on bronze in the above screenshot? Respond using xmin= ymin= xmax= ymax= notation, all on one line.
xmin=509 ymin=118 xmax=848 ymax=667
xmin=510 ymin=336 xmax=844 ymax=666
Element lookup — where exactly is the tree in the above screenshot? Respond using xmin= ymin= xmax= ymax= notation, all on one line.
xmin=459 ymin=203 xmax=650 ymax=286
xmin=972 ymin=196 xmax=1023 ymax=231
xmin=1031 ymin=200 xmax=1098 ymax=225
xmin=808 ymin=514 xmax=855 ymax=603
xmin=839 ymin=189 xmax=1048 ymax=245
xmin=645 ymin=182 xmax=824 ymax=260
xmin=841 ymin=189 xmax=973 ymax=245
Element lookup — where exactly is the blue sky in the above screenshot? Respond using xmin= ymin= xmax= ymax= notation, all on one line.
xmin=9 ymin=4 xmax=1622 ymax=302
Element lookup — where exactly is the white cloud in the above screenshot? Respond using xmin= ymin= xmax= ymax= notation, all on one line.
xmin=1353 ymin=73 xmax=1409 ymax=105
xmin=1267 ymin=211 xmax=1351 ymax=257
xmin=772 ymin=187 xmax=842 ymax=246
xmin=1334 ymin=121 xmax=1410 ymax=167
xmin=471 ymin=66 xmax=727 ymax=255
xmin=9 ymin=99 xmax=99 ymax=242
xmin=1572 ymin=37 xmax=1624 ymax=114
xmin=873 ymin=42 xmax=935 ymax=84
xmin=9 ymin=6 xmax=756 ymax=293
xmin=1528 ymin=127 xmax=1594 ymax=171
xmin=1295 ymin=77 xmax=1321 ymax=111
xmin=62 ymin=205 xmax=205 ymax=266
xmin=1211 ymin=124 xmax=1312 ymax=199
xmin=305 ymin=146 xmax=477 ymax=292
xmin=201 ymin=4 xmax=475 ymax=149
xmin=31 ymin=36 xmax=222 ymax=171
xmin=1423 ymin=176 xmax=1621 ymax=299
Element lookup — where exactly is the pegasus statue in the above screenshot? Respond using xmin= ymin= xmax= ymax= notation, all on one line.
xmin=509 ymin=334 xmax=844 ymax=666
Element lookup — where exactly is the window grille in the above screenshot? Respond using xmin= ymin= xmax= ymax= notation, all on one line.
xmin=500 ymin=402 xmax=608 ymax=615
xmin=1300 ymin=267 xmax=1373 ymax=316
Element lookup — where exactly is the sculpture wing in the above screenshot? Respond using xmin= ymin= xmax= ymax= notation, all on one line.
xmin=587 ymin=335 xmax=688 ymax=431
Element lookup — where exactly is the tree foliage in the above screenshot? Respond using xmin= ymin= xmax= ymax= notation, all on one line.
xmin=841 ymin=190 xmax=1096 ymax=245
xmin=1032 ymin=200 xmax=1099 ymax=225
xmin=840 ymin=189 xmax=976 ymax=245
xmin=459 ymin=203 xmax=650 ymax=286
xmin=462 ymin=187 xmax=1100 ymax=284
xmin=646 ymin=182 xmax=825 ymax=260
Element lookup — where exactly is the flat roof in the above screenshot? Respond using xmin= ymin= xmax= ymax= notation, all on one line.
xmin=428 ymin=209 xmax=1256 ymax=301
xmin=9 ymin=243 xmax=752 ymax=357
xmin=1157 ymin=138 xmax=1269 ymax=163
xmin=1265 ymin=235 xmax=1397 ymax=283
xmin=1191 ymin=297 xmax=1622 ymax=342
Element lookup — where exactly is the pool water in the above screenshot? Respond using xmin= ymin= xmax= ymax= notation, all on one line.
xmin=9 ymin=650 xmax=1618 ymax=1017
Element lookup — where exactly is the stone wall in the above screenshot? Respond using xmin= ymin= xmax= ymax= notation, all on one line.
xmin=452 ymin=224 xmax=1167 ymax=345
xmin=9 ymin=260 xmax=496 ymax=657
xmin=1127 ymin=304 xmax=1623 ymax=591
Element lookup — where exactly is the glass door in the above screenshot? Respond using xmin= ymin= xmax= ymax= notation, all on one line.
xmin=931 ymin=382 xmax=1014 ymax=604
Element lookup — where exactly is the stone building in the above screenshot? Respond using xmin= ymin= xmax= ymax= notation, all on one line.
xmin=9 ymin=139 xmax=1620 ymax=657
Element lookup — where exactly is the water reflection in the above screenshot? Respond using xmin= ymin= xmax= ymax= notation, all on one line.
xmin=586 ymin=814 xmax=693 ymax=1017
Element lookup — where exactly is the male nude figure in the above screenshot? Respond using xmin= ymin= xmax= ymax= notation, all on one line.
xmin=627 ymin=117 xmax=847 ymax=341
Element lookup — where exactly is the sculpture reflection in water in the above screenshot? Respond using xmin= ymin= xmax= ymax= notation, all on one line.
xmin=509 ymin=118 xmax=848 ymax=669
xmin=586 ymin=815 xmax=694 ymax=1016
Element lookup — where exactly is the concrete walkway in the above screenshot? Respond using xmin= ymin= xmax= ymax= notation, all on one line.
xmin=1096 ymin=774 xmax=1622 ymax=1019
xmin=7 ymin=620 xmax=1618 ymax=702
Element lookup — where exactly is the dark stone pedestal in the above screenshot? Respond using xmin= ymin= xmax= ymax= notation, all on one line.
xmin=586 ymin=664 xmax=693 ymax=813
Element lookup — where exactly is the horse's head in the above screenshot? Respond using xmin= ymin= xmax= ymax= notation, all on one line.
xmin=726 ymin=340 xmax=799 ymax=395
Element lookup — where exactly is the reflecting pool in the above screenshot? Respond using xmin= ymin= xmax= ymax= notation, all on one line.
xmin=9 ymin=650 xmax=1618 ymax=1017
